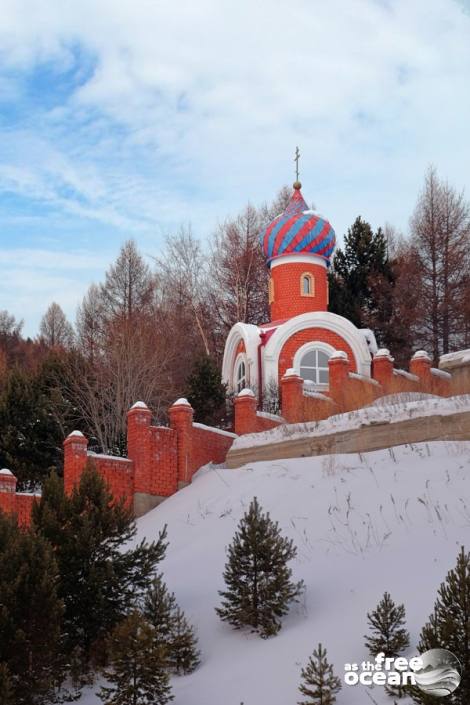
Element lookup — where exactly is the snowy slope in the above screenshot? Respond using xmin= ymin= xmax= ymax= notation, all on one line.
xmin=81 ymin=440 xmax=470 ymax=705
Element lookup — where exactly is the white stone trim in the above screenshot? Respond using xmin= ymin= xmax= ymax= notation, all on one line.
xmin=192 ymin=423 xmax=237 ymax=438
xmin=233 ymin=352 xmax=248 ymax=392
xmin=263 ymin=311 xmax=372 ymax=388
xmin=270 ymin=253 xmax=327 ymax=269
xmin=222 ymin=322 xmax=261 ymax=393
xmin=293 ymin=340 xmax=336 ymax=373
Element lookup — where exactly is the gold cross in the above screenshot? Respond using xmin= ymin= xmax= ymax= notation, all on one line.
xmin=294 ymin=146 xmax=300 ymax=181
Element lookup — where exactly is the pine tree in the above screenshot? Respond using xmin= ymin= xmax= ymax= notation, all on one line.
xmin=33 ymin=463 xmax=168 ymax=662
xmin=0 ymin=512 xmax=65 ymax=704
xmin=0 ymin=357 xmax=71 ymax=490
xmin=143 ymin=574 xmax=177 ymax=649
xmin=0 ymin=663 xmax=14 ymax=705
xmin=186 ymin=354 xmax=227 ymax=425
xmin=169 ymin=606 xmax=201 ymax=675
xmin=364 ymin=592 xmax=410 ymax=658
xmin=216 ymin=497 xmax=304 ymax=638
xmin=143 ymin=575 xmax=200 ymax=675
xmin=298 ymin=643 xmax=342 ymax=705
xmin=329 ymin=216 xmax=394 ymax=345
xmin=411 ymin=547 xmax=470 ymax=704
xmin=99 ymin=611 xmax=173 ymax=705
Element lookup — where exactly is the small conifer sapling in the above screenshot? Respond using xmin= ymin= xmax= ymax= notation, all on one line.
xmin=298 ymin=643 xmax=342 ymax=705
xmin=216 ymin=496 xmax=304 ymax=638
xmin=364 ymin=591 xmax=410 ymax=658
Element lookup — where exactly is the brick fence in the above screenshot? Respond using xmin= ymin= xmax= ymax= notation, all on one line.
xmin=0 ymin=348 xmax=466 ymax=526
xmin=0 ymin=398 xmax=236 ymax=526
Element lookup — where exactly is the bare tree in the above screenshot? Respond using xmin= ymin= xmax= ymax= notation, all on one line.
xmin=208 ymin=187 xmax=292 ymax=345
xmin=0 ymin=310 xmax=23 ymax=337
xmin=39 ymin=302 xmax=75 ymax=349
xmin=410 ymin=166 xmax=470 ymax=361
xmin=101 ymin=239 xmax=156 ymax=320
xmin=71 ymin=242 xmax=175 ymax=452
xmin=154 ymin=225 xmax=211 ymax=356
xmin=76 ymin=283 xmax=106 ymax=361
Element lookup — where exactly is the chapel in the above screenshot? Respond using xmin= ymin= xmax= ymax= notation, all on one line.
xmin=221 ymin=179 xmax=378 ymax=403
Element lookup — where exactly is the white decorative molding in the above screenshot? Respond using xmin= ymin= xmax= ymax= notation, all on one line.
xmin=270 ymin=253 xmax=327 ymax=270
xmin=292 ymin=340 xmax=336 ymax=371
xmin=262 ymin=311 xmax=372 ymax=388
xmin=221 ymin=322 xmax=261 ymax=392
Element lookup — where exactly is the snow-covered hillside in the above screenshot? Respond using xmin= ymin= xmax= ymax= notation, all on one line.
xmin=82 ymin=440 xmax=470 ymax=704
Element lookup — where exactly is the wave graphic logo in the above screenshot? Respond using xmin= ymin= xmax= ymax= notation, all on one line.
xmin=412 ymin=649 xmax=462 ymax=697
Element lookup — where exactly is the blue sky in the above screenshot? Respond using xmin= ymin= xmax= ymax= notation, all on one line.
xmin=0 ymin=0 xmax=470 ymax=336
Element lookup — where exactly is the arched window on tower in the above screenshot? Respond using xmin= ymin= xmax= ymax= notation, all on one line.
xmin=301 ymin=273 xmax=314 ymax=297
xmin=299 ymin=348 xmax=330 ymax=386
xmin=236 ymin=359 xmax=246 ymax=393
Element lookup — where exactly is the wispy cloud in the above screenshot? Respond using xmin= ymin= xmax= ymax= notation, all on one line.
xmin=0 ymin=0 xmax=469 ymax=333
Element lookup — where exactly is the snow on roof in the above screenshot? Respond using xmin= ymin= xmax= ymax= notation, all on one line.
xmin=256 ymin=411 xmax=285 ymax=422
xmin=374 ymin=348 xmax=393 ymax=360
xmin=394 ymin=369 xmax=419 ymax=382
xmin=431 ymin=367 xmax=451 ymax=380
xmin=412 ymin=350 xmax=431 ymax=360
xmin=303 ymin=390 xmax=332 ymax=401
xmin=131 ymin=401 xmax=149 ymax=410
xmin=193 ymin=423 xmax=237 ymax=438
xmin=330 ymin=350 xmax=348 ymax=361
xmin=349 ymin=372 xmax=380 ymax=386
xmin=88 ymin=452 xmax=133 ymax=463
xmin=238 ymin=388 xmax=255 ymax=397
xmin=68 ymin=430 xmax=85 ymax=438
xmin=283 ymin=368 xmax=300 ymax=377
xmin=173 ymin=398 xmax=191 ymax=406
xmin=439 ymin=349 xmax=470 ymax=369
xmin=359 ymin=328 xmax=378 ymax=355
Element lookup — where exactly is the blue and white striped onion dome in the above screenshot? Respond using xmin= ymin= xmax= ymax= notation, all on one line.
xmin=260 ymin=184 xmax=336 ymax=266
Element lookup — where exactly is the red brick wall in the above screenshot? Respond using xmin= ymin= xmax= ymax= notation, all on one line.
xmin=270 ymin=261 xmax=328 ymax=320
xmin=63 ymin=433 xmax=88 ymax=494
xmin=191 ymin=424 xmax=235 ymax=474
xmin=149 ymin=426 xmax=178 ymax=497
xmin=281 ymin=372 xmax=336 ymax=423
xmin=90 ymin=456 xmax=134 ymax=509
xmin=233 ymin=393 xmax=283 ymax=434
xmin=278 ymin=328 xmax=357 ymax=381
xmin=254 ymin=413 xmax=283 ymax=432
xmin=0 ymin=476 xmax=38 ymax=528
xmin=15 ymin=495 xmax=37 ymax=527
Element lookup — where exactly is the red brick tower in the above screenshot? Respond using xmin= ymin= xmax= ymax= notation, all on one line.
xmin=259 ymin=181 xmax=336 ymax=322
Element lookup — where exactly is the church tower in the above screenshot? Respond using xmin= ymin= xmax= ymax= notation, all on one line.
xmin=259 ymin=180 xmax=336 ymax=322
xmin=222 ymin=153 xmax=375 ymax=399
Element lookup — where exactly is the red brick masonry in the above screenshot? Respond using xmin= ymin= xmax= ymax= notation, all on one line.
xmin=1 ymin=399 xmax=236 ymax=526
xmin=0 ymin=349 xmax=454 ymax=526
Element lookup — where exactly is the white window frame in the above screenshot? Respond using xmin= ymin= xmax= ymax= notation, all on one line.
xmin=293 ymin=342 xmax=336 ymax=390
xmin=234 ymin=353 xmax=248 ymax=393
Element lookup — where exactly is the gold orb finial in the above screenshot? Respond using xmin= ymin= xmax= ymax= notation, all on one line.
xmin=293 ymin=180 xmax=302 ymax=190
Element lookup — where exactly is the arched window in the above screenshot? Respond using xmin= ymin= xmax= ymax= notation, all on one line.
xmin=299 ymin=348 xmax=330 ymax=385
xmin=236 ymin=359 xmax=246 ymax=393
xmin=301 ymin=273 xmax=314 ymax=297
